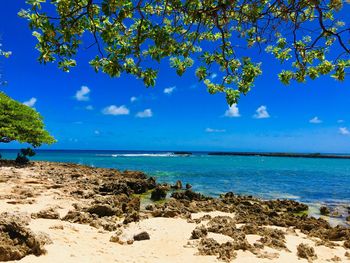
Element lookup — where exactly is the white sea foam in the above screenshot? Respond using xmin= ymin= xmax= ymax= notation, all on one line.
xmin=96 ymin=153 xmax=176 ymax=157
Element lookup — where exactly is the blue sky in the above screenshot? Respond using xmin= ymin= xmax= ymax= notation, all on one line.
xmin=1 ymin=2 xmax=350 ymax=153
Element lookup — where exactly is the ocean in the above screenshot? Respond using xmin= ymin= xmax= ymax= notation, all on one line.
xmin=1 ymin=149 xmax=350 ymax=211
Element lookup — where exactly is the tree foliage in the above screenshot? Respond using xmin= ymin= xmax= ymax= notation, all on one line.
xmin=19 ymin=0 xmax=350 ymax=105
xmin=0 ymin=92 xmax=56 ymax=147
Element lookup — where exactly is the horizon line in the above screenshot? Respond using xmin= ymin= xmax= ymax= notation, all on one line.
xmin=1 ymin=148 xmax=350 ymax=156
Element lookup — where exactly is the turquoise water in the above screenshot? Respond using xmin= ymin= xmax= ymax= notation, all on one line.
xmin=1 ymin=150 xmax=350 ymax=207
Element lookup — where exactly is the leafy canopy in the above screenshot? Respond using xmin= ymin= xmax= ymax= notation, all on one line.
xmin=19 ymin=0 xmax=350 ymax=105
xmin=0 ymin=92 xmax=56 ymax=147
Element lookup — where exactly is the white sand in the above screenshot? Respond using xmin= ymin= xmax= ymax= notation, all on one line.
xmin=1 ymin=166 xmax=349 ymax=263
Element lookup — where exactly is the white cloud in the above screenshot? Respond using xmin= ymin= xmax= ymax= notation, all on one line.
xmin=337 ymin=119 xmax=345 ymax=123
xmin=85 ymin=105 xmax=94 ymax=110
xmin=211 ymin=73 xmax=217 ymax=79
xmin=253 ymin=105 xmax=270 ymax=119
xmin=224 ymin=104 xmax=240 ymax=118
xmin=102 ymin=105 xmax=129 ymax=116
xmin=23 ymin=97 xmax=37 ymax=108
xmin=164 ymin=86 xmax=176 ymax=95
xmin=136 ymin=109 xmax=153 ymax=118
xmin=339 ymin=127 xmax=350 ymax=135
xmin=75 ymin=86 xmax=90 ymax=101
xmin=206 ymin=128 xmax=226 ymax=133
xmin=309 ymin=116 xmax=322 ymax=124
xmin=130 ymin=96 xmax=138 ymax=102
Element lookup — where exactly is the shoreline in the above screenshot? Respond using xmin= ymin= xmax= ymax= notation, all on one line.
xmin=3 ymin=149 xmax=350 ymax=160
xmin=1 ymin=160 xmax=350 ymax=262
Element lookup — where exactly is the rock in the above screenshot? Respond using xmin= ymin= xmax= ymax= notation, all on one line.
xmin=198 ymin=238 xmax=220 ymax=256
xmin=147 ymin=177 xmax=157 ymax=189
xmin=320 ymin=206 xmax=330 ymax=216
xmin=110 ymin=235 xmax=121 ymax=244
xmin=32 ymin=208 xmax=60 ymax=220
xmin=185 ymin=183 xmax=192 ymax=189
xmin=345 ymin=251 xmax=350 ymax=259
xmin=123 ymin=212 xmax=140 ymax=225
xmin=124 ymin=198 xmax=140 ymax=213
xmin=151 ymin=209 xmax=162 ymax=217
xmin=62 ymin=211 xmax=95 ymax=224
xmin=133 ymin=231 xmax=150 ymax=241
xmin=172 ymin=180 xmax=182 ymax=190
xmin=162 ymin=209 xmax=178 ymax=218
xmin=99 ymin=182 xmax=131 ymax=196
xmin=126 ymin=180 xmax=149 ymax=194
xmin=330 ymin=210 xmax=342 ymax=218
xmin=160 ymin=183 xmax=171 ymax=191
xmin=331 ymin=256 xmax=341 ymax=262
xmin=86 ymin=204 xmax=116 ymax=217
xmin=297 ymin=243 xmax=317 ymax=261
xmin=109 ymin=229 xmax=123 ymax=243
xmin=145 ymin=204 xmax=154 ymax=211
xmin=171 ymin=190 xmax=210 ymax=201
xmin=0 ymin=217 xmax=46 ymax=261
xmin=197 ymin=238 xmax=237 ymax=262
xmin=191 ymin=225 xmax=208 ymax=239
xmin=150 ymin=186 xmax=167 ymax=201
xmin=344 ymin=240 xmax=350 ymax=249
xmin=122 ymin=170 xmax=147 ymax=179
xmin=345 ymin=215 xmax=350 ymax=222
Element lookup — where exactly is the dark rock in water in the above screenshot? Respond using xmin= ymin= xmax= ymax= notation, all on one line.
xmin=346 ymin=216 xmax=350 ymax=222
xmin=86 ymin=204 xmax=116 ymax=217
xmin=172 ymin=180 xmax=182 ymax=190
xmin=150 ymin=186 xmax=167 ymax=201
xmin=0 ymin=217 xmax=46 ymax=261
xmin=320 ymin=206 xmax=330 ymax=216
xmin=344 ymin=240 xmax=350 ymax=249
xmin=31 ymin=208 xmax=60 ymax=219
xmin=171 ymin=190 xmax=211 ymax=201
xmin=133 ymin=231 xmax=150 ymax=241
xmin=297 ymin=243 xmax=317 ymax=261
xmin=191 ymin=225 xmax=208 ymax=239
xmin=185 ymin=183 xmax=192 ymax=189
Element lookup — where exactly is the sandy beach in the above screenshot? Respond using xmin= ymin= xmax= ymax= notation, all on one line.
xmin=1 ymin=161 xmax=349 ymax=262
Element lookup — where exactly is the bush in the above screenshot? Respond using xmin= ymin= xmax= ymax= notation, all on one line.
xmin=15 ymin=148 xmax=36 ymax=164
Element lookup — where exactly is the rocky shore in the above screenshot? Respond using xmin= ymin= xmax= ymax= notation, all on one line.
xmin=0 ymin=160 xmax=349 ymax=262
